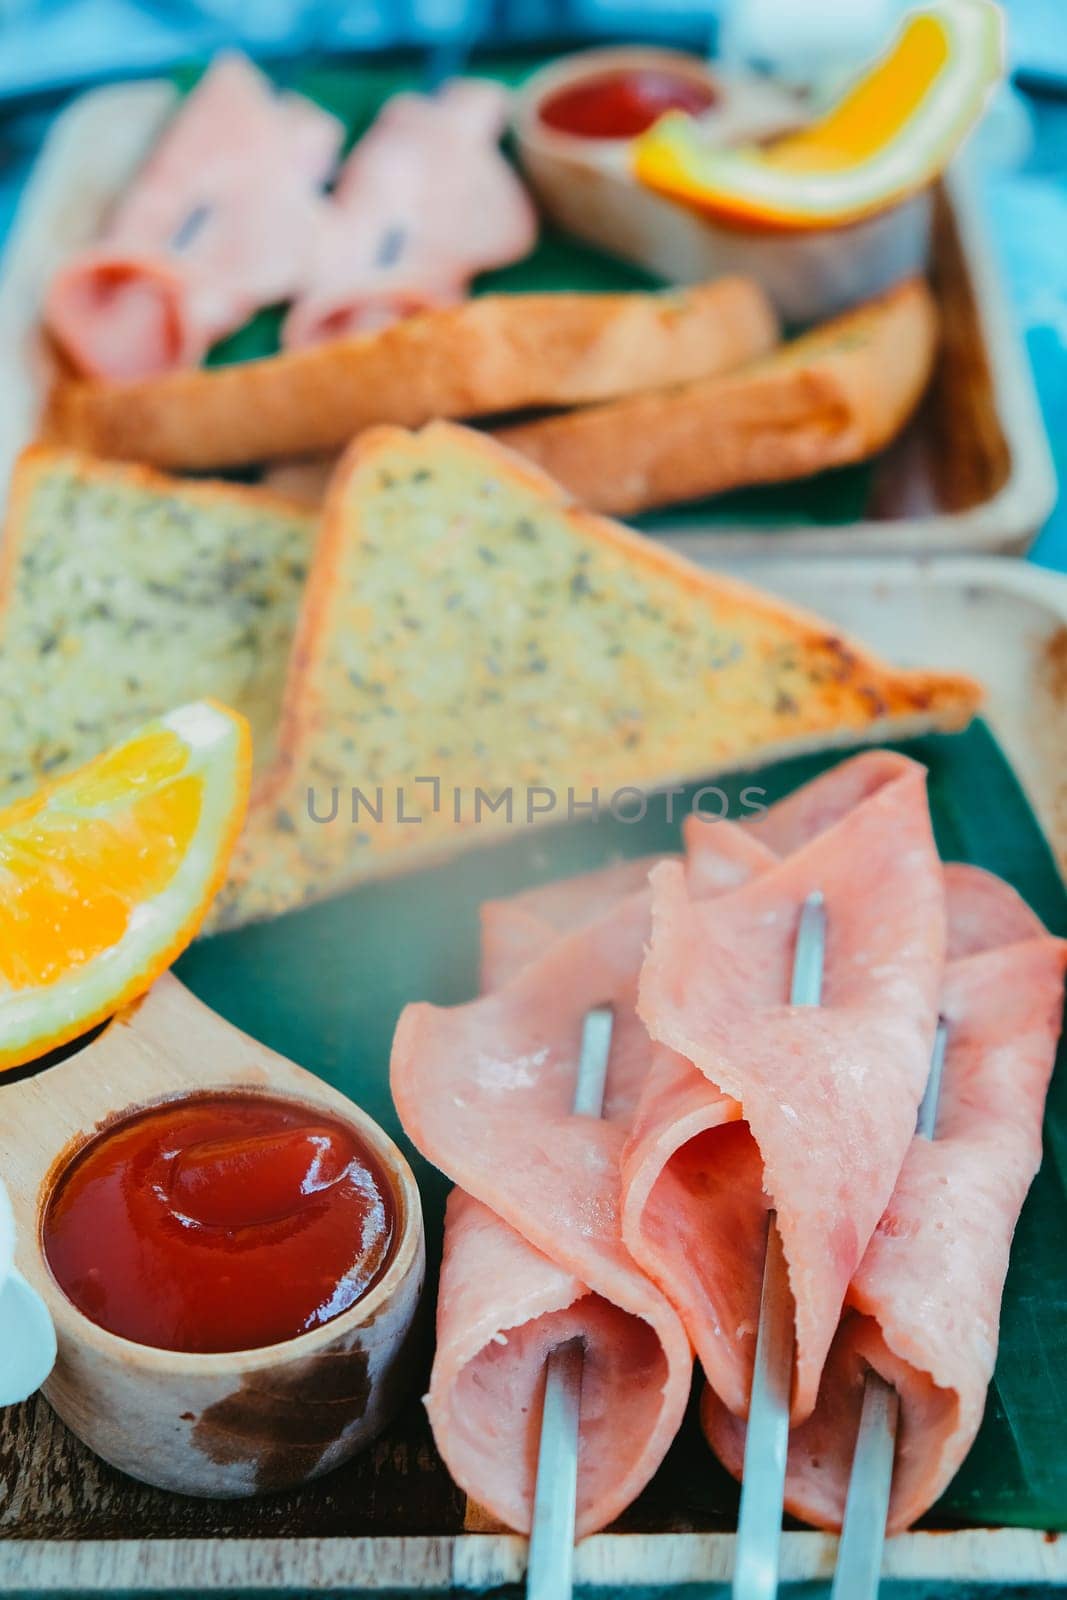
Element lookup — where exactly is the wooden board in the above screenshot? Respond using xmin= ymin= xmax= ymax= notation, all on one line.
xmin=3 ymin=1528 xmax=1067 ymax=1594
xmin=3 ymin=554 xmax=1067 ymax=1593
xmin=0 ymin=68 xmax=1055 ymax=557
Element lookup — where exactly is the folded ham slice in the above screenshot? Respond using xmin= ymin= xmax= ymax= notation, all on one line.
xmin=704 ymin=862 xmax=1067 ymax=1531
xmin=624 ymin=754 xmax=946 ymax=1423
xmin=397 ymin=749 xmax=1059 ymax=1534
xmin=45 ymin=55 xmax=343 ymax=380
xmin=476 ymin=820 xmax=773 ymax=994
xmin=283 ymin=80 xmax=537 ymax=348
xmin=391 ymin=890 xmax=691 ymax=1536
xmin=479 ymin=855 xmax=669 ymax=992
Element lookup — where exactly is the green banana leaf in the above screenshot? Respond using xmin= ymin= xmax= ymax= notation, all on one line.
xmin=177 ymin=718 xmax=1067 ymax=1535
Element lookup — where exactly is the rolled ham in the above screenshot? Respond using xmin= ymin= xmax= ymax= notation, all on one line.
xmin=45 ymin=55 xmax=343 ymax=381
xmin=476 ymin=822 xmax=775 ymax=995
xmin=622 ymin=753 xmax=946 ymax=1423
xmin=283 ymin=80 xmax=537 ymax=348
xmin=704 ymin=862 xmax=1067 ymax=1531
xmin=396 ymin=749 xmax=1061 ymax=1534
xmin=479 ymin=854 xmax=670 ymax=993
xmin=390 ymin=889 xmax=691 ymax=1537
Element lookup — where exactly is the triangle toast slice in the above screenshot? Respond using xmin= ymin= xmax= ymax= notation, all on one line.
xmin=212 ymin=421 xmax=981 ymax=929
xmin=0 ymin=446 xmax=316 ymax=798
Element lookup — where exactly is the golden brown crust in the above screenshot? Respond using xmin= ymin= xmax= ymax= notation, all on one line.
xmin=41 ymin=279 xmax=778 ymax=472
xmin=377 ymin=420 xmax=977 ymax=724
xmin=494 ymin=279 xmax=939 ymax=516
xmin=209 ymin=418 xmax=980 ymax=930
xmin=278 ymin=413 xmax=981 ymax=785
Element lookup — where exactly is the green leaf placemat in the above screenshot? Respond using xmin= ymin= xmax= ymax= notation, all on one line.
xmin=176 ymin=718 xmax=1067 ymax=1537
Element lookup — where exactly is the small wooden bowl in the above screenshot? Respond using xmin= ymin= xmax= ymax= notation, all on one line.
xmin=2 ymin=974 xmax=425 ymax=1498
xmin=513 ymin=46 xmax=932 ymax=323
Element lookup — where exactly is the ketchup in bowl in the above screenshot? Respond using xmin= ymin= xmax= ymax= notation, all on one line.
xmin=538 ymin=68 xmax=716 ymax=141
xmin=42 ymin=1093 xmax=398 ymax=1354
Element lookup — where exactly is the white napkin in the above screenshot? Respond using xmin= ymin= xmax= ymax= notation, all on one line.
xmin=0 ymin=1177 xmax=57 ymax=1406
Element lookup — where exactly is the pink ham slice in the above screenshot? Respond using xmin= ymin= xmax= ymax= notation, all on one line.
xmin=625 ymin=753 xmax=946 ymax=1423
xmin=703 ymin=863 xmax=1067 ymax=1531
xmin=477 ymin=830 xmax=769 ymax=994
xmin=430 ymin=1188 xmax=683 ymax=1536
xmin=479 ymin=855 xmax=670 ymax=992
xmin=283 ymin=80 xmax=537 ymax=348
xmin=391 ymin=889 xmax=691 ymax=1537
xmin=477 ymin=753 xmax=949 ymax=1434
xmin=653 ymin=754 xmax=936 ymax=1354
xmin=45 ymin=55 xmax=343 ymax=380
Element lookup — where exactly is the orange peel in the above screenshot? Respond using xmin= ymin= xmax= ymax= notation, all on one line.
xmin=0 ymin=700 xmax=250 ymax=1071
xmin=634 ymin=0 xmax=1003 ymax=230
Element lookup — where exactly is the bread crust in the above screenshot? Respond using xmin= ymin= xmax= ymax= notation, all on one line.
xmin=494 ymin=279 xmax=939 ymax=515
xmin=42 ymin=279 xmax=778 ymax=472
xmin=281 ymin=413 xmax=977 ymax=777
xmin=209 ymin=417 xmax=981 ymax=929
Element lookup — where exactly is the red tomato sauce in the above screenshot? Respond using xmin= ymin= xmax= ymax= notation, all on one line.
xmin=538 ymin=68 xmax=716 ymax=140
xmin=42 ymin=1093 xmax=398 ymax=1354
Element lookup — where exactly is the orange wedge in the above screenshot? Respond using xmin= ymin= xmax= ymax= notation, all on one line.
xmin=0 ymin=701 xmax=250 ymax=1072
xmin=633 ymin=0 xmax=1003 ymax=229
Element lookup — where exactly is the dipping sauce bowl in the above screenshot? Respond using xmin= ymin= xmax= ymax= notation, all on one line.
xmin=513 ymin=46 xmax=931 ymax=323
xmin=1 ymin=974 xmax=425 ymax=1497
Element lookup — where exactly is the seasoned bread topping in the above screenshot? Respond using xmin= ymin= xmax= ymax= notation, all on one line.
xmin=0 ymin=451 xmax=315 ymax=799
xmin=211 ymin=422 xmax=979 ymax=929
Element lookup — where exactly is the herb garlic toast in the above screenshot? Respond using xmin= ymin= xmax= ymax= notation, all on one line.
xmin=0 ymin=449 xmax=315 ymax=799
xmin=210 ymin=421 xmax=981 ymax=930
xmin=42 ymin=279 xmax=777 ymax=472
xmin=495 ymin=279 xmax=939 ymax=516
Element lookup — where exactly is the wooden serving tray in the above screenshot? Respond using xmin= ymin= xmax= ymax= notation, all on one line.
xmin=0 ymin=63 xmax=1055 ymax=557
xmin=3 ymin=554 xmax=1067 ymax=1595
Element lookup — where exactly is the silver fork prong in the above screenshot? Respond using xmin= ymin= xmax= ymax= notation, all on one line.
xmin=733 ymin=891 xmax=826 ymax=1600
xmin=525 ymin=1005 xmax=614 ymax=1600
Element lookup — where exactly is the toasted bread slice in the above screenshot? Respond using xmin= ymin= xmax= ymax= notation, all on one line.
xmin=42 ymin=278 xmax=777 ymax=473
xmin=0 ymin=448 xmax=316 ymax=798
xmin=496 ymin=279 xmax=938 ymax=516
xmin=210 ymin=420 xmax=980 ymax=930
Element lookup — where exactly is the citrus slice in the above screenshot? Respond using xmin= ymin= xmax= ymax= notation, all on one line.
xmin=633 ymin=0 xmax=1003 ymax=229
xmin=0 ymin=700 xmax=250 ymax=1072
